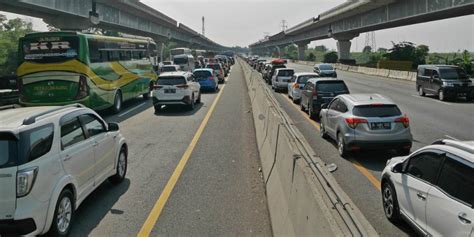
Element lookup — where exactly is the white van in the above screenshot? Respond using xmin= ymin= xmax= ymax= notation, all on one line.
xmin=173 ymin=54 xmax=195 ymax=72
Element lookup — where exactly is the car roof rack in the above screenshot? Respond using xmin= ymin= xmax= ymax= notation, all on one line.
xmin=432 ymin=139 xmax=474 ymax=154
xmin=22 ymin=104 xmax=84 ymax=125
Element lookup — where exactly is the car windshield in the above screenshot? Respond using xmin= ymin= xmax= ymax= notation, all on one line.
xmin=317 ymin=82 xmax=348 ymax=92
xmin=161 ymin=66 xmax=177 ymax=72
xmin=194 ymin=71 xmax=212 ymax=79
xmin=352 ymin=105 xmax=402 ymax=117
xmin=173 ymin=57 xmax=188 ymax=65
xmin=439 ymin=68 xmax=469 ymax=80
xmin=277 ymin=70 xmax=294 ymax=77
xmin=318 ymin=65 xmax=334 ymax=70
xmin=158 ymin=77 xmax=186 ymax=85
xmin=207 ymin=64 xmax=221 ymax=70
xmin=297 ymin=76 xmax=316 ymax=84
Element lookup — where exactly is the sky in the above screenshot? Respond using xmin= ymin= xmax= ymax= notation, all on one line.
xmin=1 ymin=0 xmax=473 ymax=52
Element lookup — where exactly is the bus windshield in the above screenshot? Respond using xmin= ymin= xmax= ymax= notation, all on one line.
xmin=174 ymin=57 xmax=188 ymax=65
xmin=21 ymin=36 xmax=80 ymax=63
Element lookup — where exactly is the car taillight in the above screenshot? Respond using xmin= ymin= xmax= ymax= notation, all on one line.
xmin=17 ymin=167 xmax=38 ymax=198
xmin=209 ymin=76 xmax=214 ymax=81
xmin=345 ymin=117 xmax=368 ymax=129
xmin=293 ymin=83 xmax=300 ymax=88
xmin=395 ymin=116 xmax=410 ymax=128
xmin=312 ymin=90 xmax=318 ymax=97
xmin=220 ymin=69 xmax=223 ymax=75
xmin=75 ymin=75 xmax=88 ymax=100
xmin=176 ymin=84 xmax=189 ymax=89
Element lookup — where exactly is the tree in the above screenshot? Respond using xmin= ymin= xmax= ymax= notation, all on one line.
xmin=414 ymin=44 xmax=429 ymax=66
xmin=384 ymin=41 xmax=416 ymax=61
xmin=362 ymin=46 xmax=372 ymax=53
xmin=314 ymin=45 xmax=328 ymax=53
xmin=377 ymin=47 xmax=388 ymax=53
xmin=282 ymin=44 xmax=297 ymax=59
xmin=323 ymin=51 xmax=338 ymax=63
xmin=306 ymin=52 xmax=316 ymax=61
xmin=0 ymin=15 xmax=34 ymax=76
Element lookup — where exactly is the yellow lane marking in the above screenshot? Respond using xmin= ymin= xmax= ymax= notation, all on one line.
xmin=137 ymin=82 xmax=228 ymax=237
xmin=279 ymin=92 xmax=381 ymax=191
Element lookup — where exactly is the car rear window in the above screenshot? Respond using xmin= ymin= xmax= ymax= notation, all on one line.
xmin=317 ymin=81 xmax=348 ymax=92
xmin=0 ymin=133 xmax=18 ymax=168
xmin=277 ymin=70 xmax=294 ymax=77
xmin=318 ymin=64 xmax=334 ymax=70
xmin=297 ymin=76 xmax=316 ymax=84
xmin=194 ymin=71 xmax=212 ymax=78
xmin=161 ymin=66 xmax=177 ymax=72
xmin=206 ymin=64 xmax=221 ymax=70
xmin=158 ymin=76 xmax=186 ymax=85
xmin=352 ymin=105 xmax=402 ymax=117
xmin=173 ymin=57 xmax=188 ymax=65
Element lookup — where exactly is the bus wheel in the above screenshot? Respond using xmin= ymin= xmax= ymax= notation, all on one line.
xmin=113 ymin=91 xmax=122 ymax=114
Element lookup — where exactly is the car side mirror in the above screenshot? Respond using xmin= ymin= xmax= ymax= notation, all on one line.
xmin=321 ymin=103 xmax=328 ymax=109
xmin=108 ymin=123 xmax=119 ymax=132
xmin=391 ymin=163 xmax=404 ymax=173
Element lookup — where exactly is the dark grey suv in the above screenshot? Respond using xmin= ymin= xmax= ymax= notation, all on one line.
xmin=416 ymin=65 xmax=473 ymax=101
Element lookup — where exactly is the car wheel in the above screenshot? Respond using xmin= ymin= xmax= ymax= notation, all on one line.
xmin=48 ymin=189 xmax=74 ymax=237
xmin=382 ymin=181 xmax=401 ymax=223
xmin=112 ymin=91 xmax=122 ymax=114
xmin=438 ymin=90 xmax=446 ymax=101
xmin=309 ymin=106 xmax=318 ymax=120
xmin=300 ymin=100 xmax=305 ymax=111
xmin=396 ymin=148 xmax=411 ymax=156
xmin=154 ymin=105 xmax=161 ymax=114
xmin=466 ymin=96 xmax=473 ymax=102
xmin=337 ymin=133 xmax=348 ymax=157
xmin=188 ymin=95 xmax=195 ymax=110
xmin=320 ymin=121 xmax=328 ymax=139
xmin=143 ymin=83 xmax=153 ymax=100
xmin=196 ymin=92 xmax=201 ymax=104
xmin=109 ymin=147 xmax=127 ymax=184
xmin=418 ymin=86 xmax=425 ymax=96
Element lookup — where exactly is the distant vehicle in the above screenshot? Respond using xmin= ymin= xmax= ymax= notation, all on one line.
xmin=170 ymin=47 xmax=192 ymax=58
xmin=300 ymin=78 xmax=349 ymax=119
xmin=0 ymin=76 xmax=19 ymax=106
xmin=265 ymin=64 xmax=286 ymax=84
xmin=206 ymin=63 xmax=225 ymax=83
xmin=271 ymin=68 xmax=295 ymax=92
xmin=0 ymin=104 xmax=127 ymax=236
xmin=314 ymin=64 xmax=337 ymax=78
xmin=152 ymin=72 xmax=201 ymax=112
xmin=381 ymin=139 xmax=473 ymax=237
xmin=319 ymin=94 xmax=413 ymax=157
xmin=173 ymin=54 xmax=195 ymax=72
xmin=193 ymin=68 xmax=218 ymax=92
xmin=416 ymin=65 xmax=473 ymax=101
xmin=287 ymin=73 xmax=319 ymax=103
xmin=17 ymin=31 xmax=158 ymax=113
xmin=160 ymin=65 xmax=180 ymax=73
xmin=162 ymin=61 xmax=173 ymax=65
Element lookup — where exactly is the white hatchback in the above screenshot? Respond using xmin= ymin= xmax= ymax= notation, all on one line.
xmin=0 ymin=104 xmax=127 ymax=236
xmin=381 ymin=139 xmax=473 ymax=236
xmin=152 ymin=72 xmax=201 ymax=113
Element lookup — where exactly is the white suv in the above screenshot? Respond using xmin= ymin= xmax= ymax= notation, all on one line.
xmin=381 ymin=139 xmax=473 ymax=236
xmin=152 ymin=72 xmax=201 ymax=113
xmin=0 ymin=104 xmax=128 ymax=236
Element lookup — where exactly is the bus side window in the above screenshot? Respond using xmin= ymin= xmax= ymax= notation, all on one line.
xmin=109 ymin=51 xmax=120 ymax=61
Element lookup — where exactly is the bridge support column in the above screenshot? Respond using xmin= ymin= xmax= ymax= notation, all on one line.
xmin=333 ymin=33 xmax=359 ymax=61
xmin=296 ymin=42 xmax=309 ymax=61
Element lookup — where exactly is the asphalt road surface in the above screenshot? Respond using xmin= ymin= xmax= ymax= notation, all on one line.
xmin=67 ymin=63 xmax=272 ymax=236
xmin=266 ymin=62 xmax=474 ymax=236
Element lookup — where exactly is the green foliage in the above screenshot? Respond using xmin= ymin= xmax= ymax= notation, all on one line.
xmin=282 ymin=44 xmax=297 ymax=59
xmin=377 ymin=48 xmax=388 ymax=53
xmin=323 ymin=51 xmax=338 ymax=63
xmin=362 ymin=46 xmax=372 ymax=53
xmin=313 ymin=45 xmax=328 ymax=53
xmin=383 ymin=41 xmax=429 ymax=68
xmin=306 ymin=52 xmax=316 ymax=61
xmin=0 ymin=15 xmax=34 ymax=76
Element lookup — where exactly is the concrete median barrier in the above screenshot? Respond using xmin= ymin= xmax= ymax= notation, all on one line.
xmin=237 ymin=58 xmax=378 ymax=237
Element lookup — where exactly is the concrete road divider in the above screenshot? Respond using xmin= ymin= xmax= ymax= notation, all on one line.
xmin=237 ymin=58 xmax=378 ymax=237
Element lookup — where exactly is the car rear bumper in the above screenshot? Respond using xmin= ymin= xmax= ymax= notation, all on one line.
xmin=153 ymin=96 xmax=192 ymax=105
xmin=274 ymin=82 xmax=289 ymax=89
xmin=0 ymin=218 xmax=37 ymax=235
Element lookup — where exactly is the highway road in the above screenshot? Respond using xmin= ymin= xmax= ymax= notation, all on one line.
xmin=67 ymin=64 xmax=272 ymax=236
xmin=267 ymin=62 xmax=474 ymax=236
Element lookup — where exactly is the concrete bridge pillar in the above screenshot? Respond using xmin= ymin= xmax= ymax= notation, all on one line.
xmin=296 ymin=42 xmax=310 ymax=61
xmin=333 ymin=33 xmax=359 ymax=61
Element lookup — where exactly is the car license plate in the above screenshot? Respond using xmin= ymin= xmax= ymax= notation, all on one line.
xmin=164 ymin=89 xmax=176 ymax=93
xmin=458 ymin=93 xmax=467 ymax=97
xmin=370 ymin=122 xmax=391 ymax=130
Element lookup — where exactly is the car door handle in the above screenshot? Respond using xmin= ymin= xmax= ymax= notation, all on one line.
xmin=416 ymin=192 xmax=426 ymax=201
xmin=63 ymin=155 xmax=72 ymax=162
xmin=458 ymin=213 xmax=471 ymax=224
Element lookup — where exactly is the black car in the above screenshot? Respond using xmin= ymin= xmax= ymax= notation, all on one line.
xmin=314 ymin=64 xmax=337 ymax=78
xmin=265 ymin=64 xmax=286 ymax=85
xmin=416 ymin=65 xmax=473 ymax=101
xmin=300 ymin=78 xmax=349 ymax=119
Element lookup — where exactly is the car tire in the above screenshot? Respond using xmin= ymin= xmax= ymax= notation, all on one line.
xmin=112 ymin=91 xmax=123 ymax=114
xmin=320 ymin=121 xmax=329 ymax=139
xmin=300 ymin=100 xmax=305 ymax=111
xmin=382 ymin=181 xmax=401 ymax=223
xmin=438 ymin=90 xmax=446 ymax=101
xmin=467 ymin=96 xmax=473 ymax=102
xmin=47 ymin=189 xmax=74 ymax=237
xmin=143 ymin=83 xmax=153 ymax=100
xmin=309 ymin=106 xmax=318 ymax=120
xmin=196 ymin=92 xmax=201 ymax=104
xmin=154 ymin=105 xmax=161 ymax=114
xmin=337 ymin=133 xmax=348 ymax=157
xmin=396 ymin=148 xmax=411 ymax=156
xmin=293 ymin=98 xmax=300 ymax=104
xmin=418 ymin=86 xmax=425 ymax=96
xmin=188 ymin=95 xmax=195 ymax=111
xmin=109 ymin=147 xmax=127 ymax=184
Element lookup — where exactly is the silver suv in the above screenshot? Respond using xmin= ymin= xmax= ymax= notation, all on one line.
xmin=319 ymin=94 xmax=413 ymax=157
xmin=0 ymin=104 xmax=127 ymax=236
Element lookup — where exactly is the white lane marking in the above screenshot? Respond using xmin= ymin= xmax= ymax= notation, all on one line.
xmin=118 ymin=102 xmax=146 ymax=117
xmin=444 ymin=135 xmax=460 ymax=141
xmin=410 ymin=95 xmax=451 ymax=105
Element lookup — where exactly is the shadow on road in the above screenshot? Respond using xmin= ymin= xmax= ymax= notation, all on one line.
xmin=154 ymin=103 xmax=204 ymax=117
xmin=69 ymin=179 xmax=131 ymax=237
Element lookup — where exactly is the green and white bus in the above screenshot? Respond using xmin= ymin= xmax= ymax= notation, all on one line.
xmin=17 ymin=31 xmax=158 ymax=113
